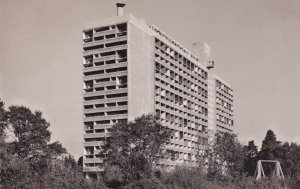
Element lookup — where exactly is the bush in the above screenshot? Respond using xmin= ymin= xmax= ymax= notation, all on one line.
xmin=285 ymin=177 xmax=300 ymax=189
xmin=161 ymin=167 xmax=289 ymax=189
xmin=103 ymin=164 xmax=125 ymax=188
xmin=123 ymin=178 xmax=165 ymax=189
xmin=164 ymin=167 xmax=207 ymax=189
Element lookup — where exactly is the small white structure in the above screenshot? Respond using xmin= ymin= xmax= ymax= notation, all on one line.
xmin=254 ymin=160 xmax=284 ymax=180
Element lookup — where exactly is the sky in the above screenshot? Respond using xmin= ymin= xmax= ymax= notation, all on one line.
xmin=0 ymin=0 xmax=300 ymax=158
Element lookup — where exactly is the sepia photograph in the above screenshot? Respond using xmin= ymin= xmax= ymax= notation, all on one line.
xmin=0 ymin=0 xmax=299 ymax=188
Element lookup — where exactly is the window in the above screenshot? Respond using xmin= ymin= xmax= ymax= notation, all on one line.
xmin=179 ymin=131 xmax=183 ymax=139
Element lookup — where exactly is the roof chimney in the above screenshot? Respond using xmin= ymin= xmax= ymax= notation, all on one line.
xmin=116 ymin=3 xmax=126 ymax=16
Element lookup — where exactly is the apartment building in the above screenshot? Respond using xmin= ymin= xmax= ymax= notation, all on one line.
xmin=82 ymin=4 xmax=234 ymax=178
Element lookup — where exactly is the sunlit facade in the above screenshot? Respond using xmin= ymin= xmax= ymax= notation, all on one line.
xmin=82 ymin=14 xmax=234 ymax=178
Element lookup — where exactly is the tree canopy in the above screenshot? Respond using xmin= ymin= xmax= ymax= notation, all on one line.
xmin=0 ymin=100 xmax=93 ymax=189
xmin=6 ymin=105 xmax=66 ymax=161
xmin=244 ymin=140 xmax=258 ymax=176
xmin=198 ymin=132 xmax=246 ymax=180
xmin=259 ymin=130 xmax=281 ymax=160
xmin=102 ymin=114 xmax=171 ymax=186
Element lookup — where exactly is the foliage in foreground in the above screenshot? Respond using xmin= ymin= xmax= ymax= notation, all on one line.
xmin=102 ymin=114 xmax=171 ymax=187
xmin=163 ymin=166 xmax=292 ymax=189
xmin=0 ymin=100 xmax=107 ymax=189
xmin=1 ymin=98 xmax=300 ymax=189
xmin=197 ymin=132 xmax=246 ymax=180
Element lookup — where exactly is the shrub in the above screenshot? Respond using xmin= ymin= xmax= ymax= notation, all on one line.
xmin=123 ymin=178 xmax=165 ymax=189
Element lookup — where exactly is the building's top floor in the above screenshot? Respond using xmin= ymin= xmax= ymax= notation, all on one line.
xmin=214 ymin=74 xmax=233 ymax=91
xmin=83 ymin=12 xmax=232 ymax=90
xmin=83 ymin=14 xmax=211 ymax=71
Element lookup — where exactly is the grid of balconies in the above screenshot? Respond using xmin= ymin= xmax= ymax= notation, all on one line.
xmin=154 ymin=38 xmax=209 ymax=166
xmin=215 ymin=79 xmax=234 ymax=132
xmin=82 ymin=23 xmax=128 ymax=172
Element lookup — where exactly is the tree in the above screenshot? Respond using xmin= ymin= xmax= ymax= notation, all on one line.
xmin=7 ymin=106 xmax=51 ymax=159
xmin=256 ymin=130 xmax=300 ymax=178
xmin=258 ymin=130 xmax=283 ymax=177
xmin=0 ymin=101 xmax=110 ymax=188
xmin=199 ymin=132 xmax=246 ymax=180
xmin=0 ymin=155 xmax=34 ymax=189
xmin=1 ymin=155 xmax=107 ymax=189
xmin=259 ymin=130 xmax=280 ymax=160
xmin=0 ymin=102 xmax=99 ymax=188
xmin=0 ymin=100 xmax=9 ymax=187
xmin=103 ymin=164 xmax=125 ymax=188
xmin=6 ymin=105 xmax=66 ymax=161
xmin=77 ymin=156 xmax=83 ymax=167
xmin=0 ymin=100 xmax=7 ymax=142
xmin=46 ymin=141 xmax=67 ymax=158
xmin=244 ymin=140 xmax=258 ymax=176
xmin=102 ymin=114 xmax=171 ymax=186
xmin=0 ymin=100 xmax=7 ymax=157
xmin=275 ymin=142 xmax=300 ymax=178
xmin=0 ymin=105 xmax=67 ymax=187
xmin=246 ymin=140 xmax=258 ymax=159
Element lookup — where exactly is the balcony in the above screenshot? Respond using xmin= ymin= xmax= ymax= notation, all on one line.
xmin=93 ymin=81 xmax=116 ymax=88
xmin=155 ymin=74 xmax=208 ymax=103
xmin=216 ymin=104 xmax=233 ymax=115
xmin=216 ymin=87 xmax=233 ymax=98
xmin=105 ymin=36 xmax=127 ymax=44
xmin=83 ymin=88 xmax=127 ymax=98
xmin=154 ymin=90 xmax=207 ymax=121
xmin=94 ymin=54 xmax=116 ymax=62
xmin=83 ymin=40 xmax=104 ymax=47
xmin=84 ymin=133 xmax=106 ymax=139
xmin=83 ymin=114 xmax=128 ymax=122
xmin=116 ymin=31 xmax=127 ymax=37
xmin=83 ymin=45 xmax=127 ymax=56
xmin=155 ymin=103 xmax=208 ymax=132
xmin=83 ymin=96 xmax=128 ymax=106
xmin=83 ymin=105 xmax=128 ymax=114
xmin=83 ymin=70 xmax=127 ymax=81
xmin=83 ymin=36 xmax=127 ymax=48
xmin=83 ymin=141 xmax=103 ymax=147
xmin=83 ymin=37 xmax=93 ymax=43
xmin=83 ymin=158 xmax=103 ymax=164
xmin=94 ymin=124 xmax=112 ymax=130
xmin=84 ymin=62 xmax=127 ymax=73
xmin=93 ymin=29 xmax=117 ymax=37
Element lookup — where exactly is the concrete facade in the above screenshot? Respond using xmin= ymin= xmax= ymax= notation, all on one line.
xmin=127 ymin=21 xmax=155 ymax=121
xmin=82 ymin=14 xmax=234 ymax=178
